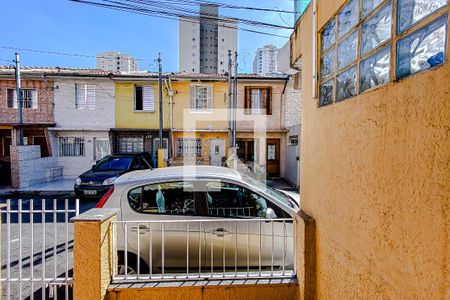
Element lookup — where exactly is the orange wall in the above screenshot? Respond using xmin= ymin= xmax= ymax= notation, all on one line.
xmin=292 ymin=4 xmax=450 ymax=299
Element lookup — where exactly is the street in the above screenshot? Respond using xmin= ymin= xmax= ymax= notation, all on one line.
xmin=0 ymin=194 xmax=96 ymax=299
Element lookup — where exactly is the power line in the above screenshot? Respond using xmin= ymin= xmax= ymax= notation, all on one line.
xmin=158 ymin=0 xmax=294 ymax=14
xmin=0 ymin=46 xmax=155 ymax=62
xmin=69 ymin=0 xmax=291 ymax=37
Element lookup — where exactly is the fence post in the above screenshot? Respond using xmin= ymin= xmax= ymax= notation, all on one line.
xmin=71 ymin=208 xmax=118 ymax=300
xmin=0 ymin=203 xmax=5 ymax=300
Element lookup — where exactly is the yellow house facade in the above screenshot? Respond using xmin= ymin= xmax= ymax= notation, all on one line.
xmin=291 ymin=1 xmax=449 ymax=298
xmin=170 ymin=76 xmax=229 ymax=166
xmin=112 ymin=76 xmax=171 ymax=166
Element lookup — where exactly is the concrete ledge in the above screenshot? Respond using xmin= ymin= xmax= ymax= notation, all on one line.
xmin=106 ymin=280 xmax=299 ymax=300
xmin=71 ymin=208 xmax=119 ymax=222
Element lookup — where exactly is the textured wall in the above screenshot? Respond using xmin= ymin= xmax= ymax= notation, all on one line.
xmin=292 ymin=4 xmax=449 ymax=299
xmin=54 ymin=79 xmax=115 ymax=129
xmin=0 ymin=79 xmax=54 ymax=124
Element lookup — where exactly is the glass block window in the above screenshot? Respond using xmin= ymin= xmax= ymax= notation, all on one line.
xmin=397 ymin=0 xmax=448 ymax=33
xmin=318 ymin=0 xmax=448 ymax=107
xmin=361 ymin=1 xmax=393 ymax=57
xmin=319 ymin=80 xmax=334 ymax=107
xmin=363 ymin=0 xmax=385 ymax=17
xmin=321 ymin=19 xmax=336 ymax=53
xmin=360 ymin=47 xmax=391 ymax=93
xmin=320 ymin=49 xmax=335 ymax=79
xmin=338 ymin=0 xmax=360 ymax=38
xmin=337 ymin=30 xmax=358 ymax=71
xmin=396 ymin=14 xmax=448 ymax=79
xmin=336 ymin=66 xmax=357 ymax=102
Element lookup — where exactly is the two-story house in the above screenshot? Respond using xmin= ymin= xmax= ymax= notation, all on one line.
xmin=236 ymin=75 xmax=288 ymax=178
xmin=0 ymin=67 xmax=55 ymax=185
xmin=112 ymin=74 xmax=170 ymax=167
xmin=170 ymin=73 xmax=229 ymax=166
xmin=47 ymin=68 xmax=116 ymax=178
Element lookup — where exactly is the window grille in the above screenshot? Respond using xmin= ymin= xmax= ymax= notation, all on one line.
xmin=58 ymin=137 xmax=85 ymax=157
xmin=176 ymin=138 xmax=202 ymax=157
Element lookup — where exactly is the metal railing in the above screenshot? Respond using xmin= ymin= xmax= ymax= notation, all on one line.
xmin=111 ymin=218 xmax=295 ymax=282
xmin=1 ymin=199 xmax=79 ymax=299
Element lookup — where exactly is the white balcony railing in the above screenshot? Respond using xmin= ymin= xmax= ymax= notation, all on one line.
xmin=111 ymin=218 xmax=296 ymax=282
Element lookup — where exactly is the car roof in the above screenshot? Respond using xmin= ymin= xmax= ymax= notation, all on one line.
xmin=115 ymin=166 xmax=242 ymax=186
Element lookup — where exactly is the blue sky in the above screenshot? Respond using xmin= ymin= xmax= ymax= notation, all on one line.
xmin=0 ymin=0 xmax=294 ymax=73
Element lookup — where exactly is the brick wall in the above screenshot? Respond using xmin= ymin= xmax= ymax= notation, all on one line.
xmin=0 ymin=79 xmax=54 ymax=124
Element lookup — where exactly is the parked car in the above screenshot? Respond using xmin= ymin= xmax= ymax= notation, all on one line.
xmin=98 ymin=166 xmax=300 ymax=275
xmin=74 ymin=152 xmax=152 ymax=200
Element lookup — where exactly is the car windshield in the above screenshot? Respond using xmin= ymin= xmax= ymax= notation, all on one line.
xmin=242 ymin=174 xmax=297 ymax=209
xmin=94 ymin=157 xmax=132 ymax=171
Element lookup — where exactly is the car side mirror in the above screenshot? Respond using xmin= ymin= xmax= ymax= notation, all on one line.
xmin=265 ymin=207 xmax=277 ymax=219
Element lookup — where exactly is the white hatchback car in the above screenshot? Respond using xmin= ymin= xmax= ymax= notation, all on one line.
xmin=98 ymin=166 xmax=300 ymax=276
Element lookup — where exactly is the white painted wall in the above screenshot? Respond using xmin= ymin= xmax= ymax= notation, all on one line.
xmin=54 ymin=78 xmax=115 ymax=130
xmin=49 ymin=130 xmax=111 ymax=179
xmin=218 ymin=20 xmax=238 ymax=74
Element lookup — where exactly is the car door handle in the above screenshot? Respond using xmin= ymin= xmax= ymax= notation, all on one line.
xmin=211 ymin=228 xmax=229 ymax=237
xmin=130 ymin=225 xmax=150 ymax=233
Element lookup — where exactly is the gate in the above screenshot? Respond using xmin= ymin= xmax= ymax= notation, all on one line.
xmin=1 ymin=199 xmax=79 ymax=299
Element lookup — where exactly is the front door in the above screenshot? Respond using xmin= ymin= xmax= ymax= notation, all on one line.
xmin=209 ymin=139 xmax=225 ymax=166
xmin=266 ymin=139 xmax=280 ymax=178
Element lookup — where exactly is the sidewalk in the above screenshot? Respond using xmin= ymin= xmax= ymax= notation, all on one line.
xmin=0 ymin=179 xmax=75 ymax=196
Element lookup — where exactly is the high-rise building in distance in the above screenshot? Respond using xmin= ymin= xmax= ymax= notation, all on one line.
xmin=96 ymin=51 xmax=139 ymax=73
xmin=253 ymin=45 xmax=279 ymax=75
xmin=179 ymin=4 xmax=238 ymax=74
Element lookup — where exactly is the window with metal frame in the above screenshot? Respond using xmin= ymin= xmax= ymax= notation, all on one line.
xmin=135 ymin=85 xmax=155 ymax=112
xmin=318 ymin=0 xmax=448 ymax=107
xmin=58 ymin=137 xmax=85 ymax=157
xmin=7 ymin=89 xmax=38 ymax=109
xmin=94 ymin=138 xmax=110 ymax=161
xmin=117 ymin=137 xmax=144 ymax=154
xmin=190 ymin=85 xmax=213 ymax=111
xmin=176 ymin=138 xmax=202 ymax=157
xmin=75 ymin=84 xmax=96 ymax=110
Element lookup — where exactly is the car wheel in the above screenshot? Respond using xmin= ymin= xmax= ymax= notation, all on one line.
xmin=117 ymin=252 xmax=149 ymax=275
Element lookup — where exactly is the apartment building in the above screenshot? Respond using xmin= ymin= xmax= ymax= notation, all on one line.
xmin=252 ymin=45 xmax=279 ymax=75
xmin=96 ymin=51 xmax=139 ymax=73
xmin=179 ymin=4 xmax=238 ymax=74
xmin=291 ymin=1 xmax=449 ymax=298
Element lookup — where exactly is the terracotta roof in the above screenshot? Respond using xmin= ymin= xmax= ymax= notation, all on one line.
xmin=0 ymin=66 xmax=288 ymax=80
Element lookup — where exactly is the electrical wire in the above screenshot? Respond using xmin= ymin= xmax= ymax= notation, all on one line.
xmin=69 ymin=0 xmax=292 ymax=38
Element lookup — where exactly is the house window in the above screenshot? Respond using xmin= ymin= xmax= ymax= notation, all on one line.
xmin=135 ymin=85 xmax=155 ymax=112
xmin=94 ymin=138 xmax=110 ymax=161
xmin=237 ymin=139 xmax=258 ymax=163
xmin=318 ymin=0 xmax=448 ymax=107
xmin=7 ymin=89 xmax=38 ymax=109
xmin=190 ymin=85 xmax=213 ymax=111
xmin=289 ymin=136 xmax=299 ymax=146
xmin=244 ymin=87 xmax=272 ymax=115
xmin=75 ymin=84 xmax=96 ymax=110
xmin=153 ymin=138 xmax=168 ymax=151
xmin=59 ymin=137 xmax=85 ymax=157
xmin=176 ymin=138 xmax=202 ymax=157
xmin=117 ymin=137 xmax=144 ymax=154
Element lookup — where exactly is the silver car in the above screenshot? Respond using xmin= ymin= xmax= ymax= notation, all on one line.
xmin=99 ymin=166 xmax=299 ymax=276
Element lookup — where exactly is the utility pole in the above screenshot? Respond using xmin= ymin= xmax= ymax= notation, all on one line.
xmin=233 ymin=52 xmax=238 ymax=169
xmin=14 ymin=53 xmax=23 ymax=146
xmin=227 ymin=50 xmax=233 ymax=148
xmin=157 ymin=53 xmax=164 ymax=167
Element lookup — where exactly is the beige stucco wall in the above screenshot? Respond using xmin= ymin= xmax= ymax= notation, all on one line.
xmin=292 ymin=4 xmax=450 ymax=299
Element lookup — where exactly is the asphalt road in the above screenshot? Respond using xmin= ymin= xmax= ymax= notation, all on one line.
xmin=0 ymin=194 xmax=96 ymax=299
